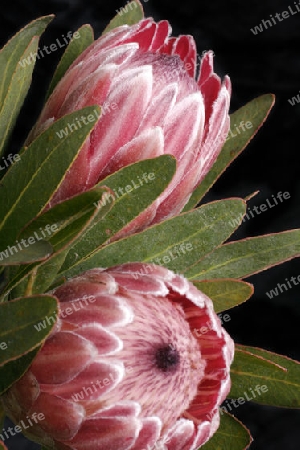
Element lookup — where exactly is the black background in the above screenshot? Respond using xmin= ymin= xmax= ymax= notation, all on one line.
xmin=1 ymin=0 xmax=300 ymax=449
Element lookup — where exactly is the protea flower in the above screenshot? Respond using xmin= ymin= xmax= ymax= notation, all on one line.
xmin=2 ymin=263 xmax=234 ymax=450
xmin=28 ymin=17 xmax=231 ymax=228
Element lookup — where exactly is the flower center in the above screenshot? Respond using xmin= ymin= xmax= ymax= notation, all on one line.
xmin=155 ymin=344 xmax=180 ymax=372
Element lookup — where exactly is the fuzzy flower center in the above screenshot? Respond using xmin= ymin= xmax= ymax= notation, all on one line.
xmin=102 ymin=291 xmax=206 ymax=431
xmin=155 ymin=344 xmax=180 ymax=372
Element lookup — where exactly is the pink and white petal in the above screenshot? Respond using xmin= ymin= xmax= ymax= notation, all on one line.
xmin=90 ymin=66 xmax=153 ymax=178
xmin=29 ymin=393 xmax=85 ymax=441
xmin=9 ymin=370 xmax=40 ymax=412
xmin=198 ymin=86 xmax=230 ymax=181
xmin=150 ymin=20 xmax=171 ymax=51
xmin=108 ymin=262 xmax=173 ymax=282
xmin=93 ymin=401 xmax=141 ymax=418
xmin=72 ymin=25 xmax=137 ymax=66
xmin=138 ymin=83 xmax=178 ymax=132
xmin=57 ymin=64 xmax=117 ymax=117
xmin=172 ymin=35 xmax=197 ymax=77
xmin=130 ymin=417 xmax=162 ymax=450
xmin=191 ymin=418 xmax=217 ymax=449
xmin=151 ymin=161 xmax=201 ymax=223
xmin=107 ymin=271 xmax=169 ymax=296
xmin=65 ymin=417 xmax=140 ymax=450
xmin=48 ymin=139 xmax=93 ymax=205
xmin=53 ymin=280 xmax=105 ymax=304
xmin=166 ymin=273 xmax=190 ymax=297
xmin=164 ymin=92 xmax=205 ymax=159
xmin=59 ymin=295 xmax=133 ymax=328
xmin=197 ymin=51 xmax=214 ymax=86
xmin=164 ymin=418 xmax=195 ymax=450
xmin=159 ymin=36 xmax=176 ymax=54
xmin=31 ymin=332 xmax=97 ymax=384
xmin=84 ymin=42 xmax=139 ymax=70
xmin=76 ymin=324 xmax=122 ymax=355
xmin=122 ymin=19 xmax=157 ymax=52
xmin=82 ymin=271 xmax=118 ymax=294
xmin=200 ymin=74 xmax=221 ymax=135
xmin=43 ymin=360 xmax=124 ymax=401
xmin=100 ymin=127 xmax=164 ymax=178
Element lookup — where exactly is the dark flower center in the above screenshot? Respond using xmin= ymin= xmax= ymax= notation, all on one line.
xmin=155 ymin=344 xmax=180 ymax=372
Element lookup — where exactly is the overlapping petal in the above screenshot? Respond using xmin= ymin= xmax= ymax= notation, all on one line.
xmin=2 ymin=263 xmax=234 ymax=450
xmin=28 ymin=18 xmax=231 ymax=232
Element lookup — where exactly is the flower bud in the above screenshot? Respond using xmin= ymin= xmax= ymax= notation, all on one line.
xmin=30 ymin=18 xmax=231 ymax=232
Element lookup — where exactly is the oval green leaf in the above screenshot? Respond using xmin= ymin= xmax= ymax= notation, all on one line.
xmin=0 ymin=15 xmax=53 ymax=158
xmin=0 ymin=240 xmax=52 ymax=266
xmin=185 ymin=229 xmax=300 ymax=280
xmin=0 ymin=295 xmax=58 ymax=367
xmin=184 ymin=94 xmax=275 ymax=210
xmin=0 ymin=347 xmax=39 ymax=395
xmin=103 ymin=1 xmax=144 ymax=34
xmin=230 ymin=345 xmax=300 ymax=408
xmin=193 ymin=279 xmax=254 ymax=313
xmin=0 ymin=105 xmax=100 ymax=252
xmin=201 ymin=412 xmax=252 ymax=450
xmin=46 ymin=24 xmax=94 ymax=100
xmin=60 ymin=198 xmax=246 ymax=280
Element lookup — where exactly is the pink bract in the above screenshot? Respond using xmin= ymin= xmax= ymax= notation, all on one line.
xmin=2 ymin=263 xmax=234 ymax=450
xmin=30 ymin=18 xmax=231 ymax=231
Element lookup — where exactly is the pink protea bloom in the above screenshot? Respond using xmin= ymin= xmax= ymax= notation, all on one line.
xmin=2 ymin=264 xmax=234 ymax=450
xmin=29 ymin=17 xmax=231 ymax=228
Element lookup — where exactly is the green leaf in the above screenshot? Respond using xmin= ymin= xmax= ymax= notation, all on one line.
xmin=31 ymin=189 xmax=112 ymax=294
xmin=2 ymin=187 xmax=112 ymax=297
xmin=103 ymin=0 xmax=144 ymax=34
xmin=0 ymin=240 xmax=52 ymax=266
xmin=0 ymin=441 xmax=7 ymax=450
xmin=230 ymin=345 xmax=300 ymax=408
xmin=185 ymin=229 xmax=300 ymax=280
xmin=60 ymin=198 xmax=246 ymax=280
xmin=193 ymin=279 xmax=254 ymax=313
xmin=20 ymin=186 xmax=112 ymax=251
xmin=0 ymin=347 xmax=39 ymax=395
xmin=0 ymin=295 xmax=58 ymax=367
xmin=60 ymin=155 xmax=177 ymax=275
xmin=0 ymin=106 xmax=100 ymax=252
xmin=46 ymin=24 xmax=94 ymax=100
xmin=201 ymin=412 xmax=252 ymax=450
xmin=0 ymin=16 xmax=54 ymax=158
xmin=183 ymin=94 xmax=275 ymax=210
